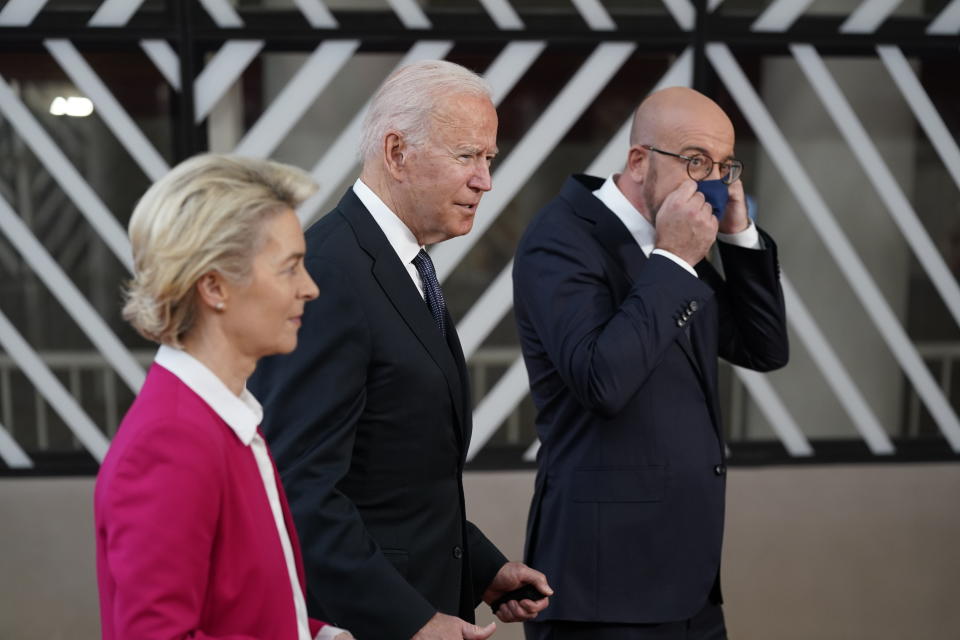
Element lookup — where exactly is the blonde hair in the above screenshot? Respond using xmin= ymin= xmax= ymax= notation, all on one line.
xmin=122 ymin=153 xmax=317 ymax=347
xmin=358 ymin=59 xmax=492 ymax=164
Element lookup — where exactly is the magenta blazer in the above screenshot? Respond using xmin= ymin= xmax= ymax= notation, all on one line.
xmin=95 ymin=364 xmax=329 ymax=640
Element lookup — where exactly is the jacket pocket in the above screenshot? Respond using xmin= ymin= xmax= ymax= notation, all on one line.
xmin=381 ymin=548 xmax=409 ymax=577
xmin=570 ymin=466 xmax=665 ymax=502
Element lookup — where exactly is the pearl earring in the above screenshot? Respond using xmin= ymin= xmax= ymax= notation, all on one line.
xmin=215 ymin=302 xmax=224 ymax=311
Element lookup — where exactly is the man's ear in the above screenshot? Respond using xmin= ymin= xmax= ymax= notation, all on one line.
xmin=195 ymin=271 xmax=228 ymax=312
xmin=383 ymin=131 xmax=407 ymax=181
xmin=625 ymin=145 xmax=648 ymax=183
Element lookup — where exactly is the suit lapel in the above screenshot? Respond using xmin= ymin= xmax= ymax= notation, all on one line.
xmin=337 ymin=191 xmax=468 ymax=440
xmin=677 ymin=327 xmax=705 ymax=384
xmin=370 ymin=255 xmax=467 ymax=432
xmin=690 ymin=319 xmax=724 ymax=443
xmin=443 ymin=308 xmax=471 ymax=460
xmin=593 ymin=209 xmax=648 ymax=281
xmin=692 ymin=264 xmax=724 ymax=441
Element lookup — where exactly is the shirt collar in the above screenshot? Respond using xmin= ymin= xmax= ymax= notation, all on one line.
xmin=353 ymin=178 xmax=423 ymax=266
xmin=592 ymin=174 xmax=656 ymax=257
xmin=154 ymin=344 xmax=263 ymax=446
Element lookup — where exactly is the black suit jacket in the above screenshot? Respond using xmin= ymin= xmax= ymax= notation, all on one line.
xmin=250 ymin=188 xmax=506 ymax=640
xmin=512 ymin=175 xmax=788 ymax=624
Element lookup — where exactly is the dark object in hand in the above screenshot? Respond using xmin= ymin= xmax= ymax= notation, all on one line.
xmin=490 ymin=584 xmax=548 ymax=614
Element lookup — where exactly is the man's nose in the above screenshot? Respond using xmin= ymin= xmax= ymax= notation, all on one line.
xmin=469 ymin=162 xmax=493 ymax=192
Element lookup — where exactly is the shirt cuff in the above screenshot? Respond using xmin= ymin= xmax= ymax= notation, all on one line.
xmin=316 ymin=625 xmax=350 ymax=640
xmin=651 ymin=249 xmax=698 ymax=278
xmin=717 ymin=220 xmax=761 ymax=249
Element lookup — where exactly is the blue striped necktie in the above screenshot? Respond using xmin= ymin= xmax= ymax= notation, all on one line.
xmin=412 ymin=249 xmax=448 ymax=337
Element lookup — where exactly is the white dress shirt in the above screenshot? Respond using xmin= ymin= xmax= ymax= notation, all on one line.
xmin=354 ymin=177 xmax=428 ymax=299
xmin=593 ymin=174 xmax=760 ymax=277
xmin=154 ymin=345 xmax=348 ymax=640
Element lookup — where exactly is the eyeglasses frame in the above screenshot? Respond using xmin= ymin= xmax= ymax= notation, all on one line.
xmin=641 ymin=144 xmax=743 ymax=185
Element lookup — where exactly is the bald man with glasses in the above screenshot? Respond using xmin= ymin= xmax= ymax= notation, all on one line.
xmin=512 ymin=86 xmax=789 ymax=639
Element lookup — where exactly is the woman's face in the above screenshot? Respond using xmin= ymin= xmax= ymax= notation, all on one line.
xmin=221 ymin=208 xmax=318 ymax=360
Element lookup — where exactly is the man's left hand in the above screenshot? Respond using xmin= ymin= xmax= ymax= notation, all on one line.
xmin=482 ymin=561 xmax=553 ymax=623
xmin=718 ymin=179 xmax=750 ymax=235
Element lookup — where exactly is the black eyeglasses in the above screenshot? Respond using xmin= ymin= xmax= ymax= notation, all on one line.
xmin=641 ymin=144 xmax=743 ymax=185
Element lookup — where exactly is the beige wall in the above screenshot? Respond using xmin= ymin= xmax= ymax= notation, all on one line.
xmin=0 ymin=477 xmax=99 ymax=640
xmin=2 ymin=465 xmax=959 ymax=640
xmin=466 ymin=466 xmax=960 ymax=640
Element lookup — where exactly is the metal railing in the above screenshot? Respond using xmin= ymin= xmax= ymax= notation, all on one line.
xmin=1 ymin=343 xmax=959 ymax=459
xmin=906 ymin=342 xmax=960 ymax=438
xmin=0 ymin=350 xmax=153 ymax=452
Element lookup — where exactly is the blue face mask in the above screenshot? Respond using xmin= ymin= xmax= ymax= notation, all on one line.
xmin=696 ymin=179 xmax=729 ymax=220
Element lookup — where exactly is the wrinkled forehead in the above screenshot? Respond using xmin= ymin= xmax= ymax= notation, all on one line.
xmin=428 ymin=93 xmax=498 ymax=145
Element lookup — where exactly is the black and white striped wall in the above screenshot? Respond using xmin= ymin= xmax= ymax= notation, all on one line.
xmin=1 ymin=0 xmax=959 ymax=472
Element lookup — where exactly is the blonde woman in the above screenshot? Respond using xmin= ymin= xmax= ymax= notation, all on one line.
xmin=94 ymin=154 xmax=353 ymax=640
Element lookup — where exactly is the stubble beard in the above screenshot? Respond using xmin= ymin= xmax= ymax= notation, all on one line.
xmin=642 ymin=162 xmax=661 ymax=227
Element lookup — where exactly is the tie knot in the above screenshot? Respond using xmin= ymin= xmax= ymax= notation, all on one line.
xmin=412 ymin=249 xmax=436 ymax=278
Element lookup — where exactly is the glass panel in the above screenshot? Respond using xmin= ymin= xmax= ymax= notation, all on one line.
xmin=2 ymin=2 xmax=959 ymax=471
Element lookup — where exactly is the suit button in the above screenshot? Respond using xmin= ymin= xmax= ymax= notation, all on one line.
xmin=676 ymin=318 xmax=686 ymax=328
xmin=453 ymin=546 xmax=463 ymax=559
xmin=688 ymin=300 xmax=699 ymax=312
xmin=714 ymin=464 xmax=726 ymax=476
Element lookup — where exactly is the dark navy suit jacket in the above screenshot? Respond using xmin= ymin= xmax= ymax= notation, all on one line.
xmin=250 ymin=188 xmax=506 ymax=640
xmin=513 ymin=175 xmax=788 ymax=624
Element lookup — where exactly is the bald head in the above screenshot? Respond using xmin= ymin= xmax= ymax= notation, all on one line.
xmin=618 ymin=87 xmax=737 ymax=223
xmin=628 ymin=86 xmax=733 ymax=148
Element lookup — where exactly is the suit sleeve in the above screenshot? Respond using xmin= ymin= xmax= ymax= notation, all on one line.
xmin=465 ymin=520 xmax=508 ymax=605
xmin=250 ymin=254 xmax=436 ymax=640
xmin=99 ymin=420 xmax=256 ymax=640
xmin=703 ymin=227 xmax=789 ymax=371
xmin=513 ymin=217 xmax=717 ymax=417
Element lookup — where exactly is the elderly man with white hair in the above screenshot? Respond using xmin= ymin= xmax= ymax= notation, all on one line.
xmin=250 ymin=60 xmax=552 ymax=640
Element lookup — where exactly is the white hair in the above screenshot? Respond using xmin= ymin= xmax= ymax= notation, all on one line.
xmin=358 ymin=59 xmax=492 ymax=164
